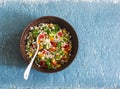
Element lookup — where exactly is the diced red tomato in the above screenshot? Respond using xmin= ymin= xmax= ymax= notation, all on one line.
xmin=58 ymin=31 xmax=62 ymax=36
xmin=64 ymin=44 xmax=71 ymax=52
xmin=42 ymin=50 xmax=47 ymax=54
xmin=44 ymin=34 xmax=48 ymax=38
xmin=61 ymin=55 xmax=66 ymax=60
xmin=65 ymin=47 xmax=71 ymax=52
xmin=39 ymin=34 xmax=45 ymax=39
xmin=64 ymin=44 xmax=69 ymax=48
xmin=50 ymin=41 xmax=57 ymax=47
xmin=39 ymin=61 xmax=45 ymax=66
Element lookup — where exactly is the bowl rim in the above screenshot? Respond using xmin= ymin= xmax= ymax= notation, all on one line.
xmin=20 ymin=16 xmax=79 ymax=73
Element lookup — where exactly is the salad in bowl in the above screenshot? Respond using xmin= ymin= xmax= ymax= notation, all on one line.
xmin=20 ymin=16 xmax=78 ymax=73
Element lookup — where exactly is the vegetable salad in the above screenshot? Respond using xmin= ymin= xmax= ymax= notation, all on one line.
xmin=26 ymin=23 xmax=72 ymax=70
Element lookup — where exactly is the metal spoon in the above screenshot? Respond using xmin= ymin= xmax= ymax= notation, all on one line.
xmin=24 ymin=33 xmax=40 ymax=80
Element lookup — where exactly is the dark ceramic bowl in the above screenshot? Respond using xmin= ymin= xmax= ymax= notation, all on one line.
xmin=20 ymin=16 xmax=78 ymax=73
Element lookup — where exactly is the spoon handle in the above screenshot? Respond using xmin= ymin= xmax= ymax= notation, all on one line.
xmin=24 ymin=48 xmax=39 ymax=80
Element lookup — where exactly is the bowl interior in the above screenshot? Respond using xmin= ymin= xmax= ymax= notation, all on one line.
xmin=20 ymin=16 xmax=78 ymax=73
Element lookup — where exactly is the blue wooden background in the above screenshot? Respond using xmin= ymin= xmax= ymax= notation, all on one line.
xmin=0 ymin=0 xmax=120 ymax=88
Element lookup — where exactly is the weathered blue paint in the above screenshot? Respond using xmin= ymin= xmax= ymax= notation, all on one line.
xmin=0 ymin=0 xmax=120 ymax=89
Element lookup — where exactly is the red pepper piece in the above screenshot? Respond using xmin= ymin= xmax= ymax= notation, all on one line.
xmin=58 ymin=31 xmax=62 ymax=36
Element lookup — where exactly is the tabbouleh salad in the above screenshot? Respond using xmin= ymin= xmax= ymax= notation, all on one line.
xmin=26 ymin=23 xmax=72 ymax=70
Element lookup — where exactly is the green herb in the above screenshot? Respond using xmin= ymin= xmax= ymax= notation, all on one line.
xmin=55 ymin=56 xmax=61 ymax=60
xmin=49 ymin=31 xmax=56 ymax=36
xmin=54 ymin=24 xmax=60 ymax=32
xmin=35 ymin=57 xmax=40 ymax=64
xmin=57 ymin=41 xmax=62 ymax=48
xmin=32 ymin=29 xmax=39 ymax=38
xmin=63 ymin=37 xmax=68 ymax=42
xmin=43 ymin=45 xmax=46 ymax=49
xmin=43 ymin=26 xmax=50 ymax=34
xmin=46 ymin=58 xmax=52 ymax=69
xmin=46 ymin=44 xmax=50 ymax=49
